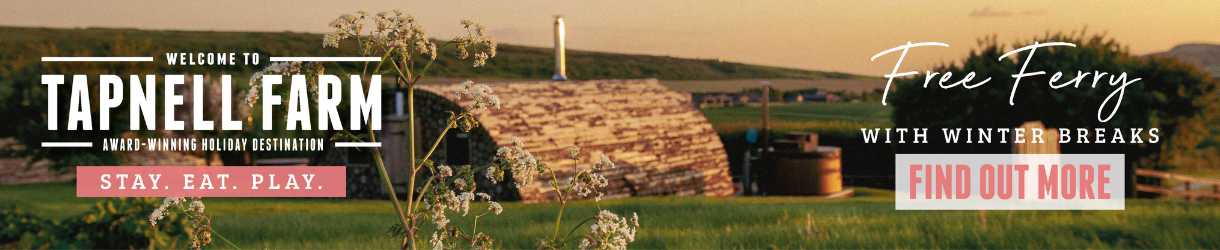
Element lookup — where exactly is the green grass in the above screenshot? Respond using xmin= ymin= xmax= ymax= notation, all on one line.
xmin=661 ymin=78 xmax=885 ymax=93
xmin=699 ymin=102 xmax=893 ymax=136
xmin=701 ymin=102 xmax=892 ymax=125
xmin=4 ymin=182 xmax=1220 ymax=249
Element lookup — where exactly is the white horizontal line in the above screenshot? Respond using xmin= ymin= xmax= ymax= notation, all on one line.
xmin=270 ymin=57 xmax=381 ymax=62
xmin=41 ymin=57 xmax=154 ymax=62
xmin=41 ymin=142 xmax=93 ymax=147
xmin=335 ymin=142 xmax=381 ymax=147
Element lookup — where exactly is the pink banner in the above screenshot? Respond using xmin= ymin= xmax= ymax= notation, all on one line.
xmin=76 ymin=166 xmax=346 ymax=197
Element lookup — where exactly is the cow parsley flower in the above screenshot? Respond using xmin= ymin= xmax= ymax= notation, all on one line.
xmin=568 ymin=146 xmax=581 ymax=160
xmin=488 ymin=201 xmax=503 ymax=215
xmin=149 ymin=197 xmax=203 ymax=228
xmin=188 ymin=200 xmax=205 ymax=213
xmin=455 ymin=20 xmax=497 ymax=67
xmin=631 ymin=212 xmax=639 ymax=227
xmin=163 ymin=197 xmax=186 ymax=207
xmin=484 ymin=165 xmax=503 ymax=184
xmin=149 ymin=206 xmax=167 ymax=226
xmin=322 ymin=33 xmax=341 ymax=48
xmin=430 ymin=202 xmax=451 ymax=229
xmin=487 ymin=95 xmax=502 ymax=109
xmin=593 ymin=154 xmax=615 ymax=171
xmin=437 ymin=165 xmax=453 ymax=177
xmin=245 ymin=61 xmax=304 ymax=107
xmin=473 ymin=52 xmax=489 ymax=67
xmin=570 ymin=168 xmax=610 ymax=201
xmin=430 ymin=232 xmax=444 ymax=250
xmin=444 ymin=192 xmax=475 ymax=216
xmin=323 ymin=12 xmax=366 ymax=49
xmin=453 ymin=80 xmax=500 ymax=114
xmin=583 ymin=210 xmax=638 ymax=250
xmin=426 ymin=43 xmax=438 ymax=60
xmin=484 ymin=37 xmax=498 ymax=58
xmin=496 ymin=136 xmax=541 ymax=187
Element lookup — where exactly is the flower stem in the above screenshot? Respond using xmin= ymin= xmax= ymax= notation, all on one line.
xmin=405 ymin=86 xmax=419 ymax=250
xmin=472 ymin=215 xmax=480 ymax=236
xmin=369 ymin=119 xmax=412 ymax=249
xmin=415 ymin=119 xmax=458 ymax=171
xmin=553 ymin=202 xmax=566 ymax=242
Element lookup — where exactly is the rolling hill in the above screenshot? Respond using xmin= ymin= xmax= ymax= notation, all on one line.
xmin=0 ymin=26 xmax=867 ymax=81
xmin=1149 ymin=43 xmax=1220 ymax=78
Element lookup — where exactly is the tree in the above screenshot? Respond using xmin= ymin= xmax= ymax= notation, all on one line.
xmin=0 ymin=34 xmax=160 ymax=172
xmin=889 ymin=31 xmax=1219 ymax=197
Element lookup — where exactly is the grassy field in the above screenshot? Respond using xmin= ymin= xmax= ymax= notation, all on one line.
xmin=700 ymin=102 xmax=892 ymax=125
xmin=699 ymin=102 xmax=893 ymax=137
xmin=4 ymin=182 xmax=1219 ymax=249
xmin=662 ymin=78 xmax=884 ymax=93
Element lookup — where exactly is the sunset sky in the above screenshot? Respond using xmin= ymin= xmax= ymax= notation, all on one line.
xmin=2 ymin=0 xmax=1217 ymax=76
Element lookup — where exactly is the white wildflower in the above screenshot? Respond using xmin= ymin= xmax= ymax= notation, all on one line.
xmin=430 ymin=232 xmax=444 ymax=250
xmin=455 ymin=80 xmax=473 ymax=99
xmin=323 ymin=12 xmax=364 ymax=49
xmin=150 ymin=197 xmax=188 ymax=227
xmin=570 ymin=168 xmax=609 ymax=199
xmin=585 ymin=210 xmax=638 ymax=250
xmin=445 ymin=192 xmax=474 ymax=216
xmin=568 ymin=146 xmax=581 ymax=160
xmin=512 ymin=149 xmax=539 ymax=187
xmin=431 ymin=210 xmax=450 ymax=229
xmin=322 ymin=32 xmax=341 ymax=48
xmin=457 ymin=20 xmax=496 ymax=66
xmin=476 ymin=193 xmax=492 ymax=201
xmin=148 ymin=206 xmax=166 ymax=226
xmin=487 ymin=95 xmax=501 ymax=109
xmin=428 ymin=192 xmax=454 ymax=229
xmin=245 ymin=61 xmax=303 ymax=107
xmin=488 ymin=201 xmax=503 ymax=215
xmin=454 ymin=178 xmax=467 ymax=190
xmin=578 ymin=239 xmax=591 ymax=250
xmin=631 ymin=212 xmax=639 ymax=227
xmin=496 ymin=147 xmax=513 ymax=159
xmin=162 ymin=197 xmax=186 ymax=207
xmin=484 ymin=165 xmax=502 ymax=184
xmin=188 ymin=200 xmax=205 ymax=213
xmin=453 ymin=80 xmax=500 ymax=113
xmin=485 ymin=37 xmax=498 ymax=58
xmin=471 ymin=83 xmax=492 ymax=99
xmin=473 ymin=52 xmax=489 ymax=67
xmin=593 ymin=154 xmax=615 ymax=171
xmin=437 ymin=165 xmax=453 ymax=177
xmin=427 ymin=43 xmax=438 ymax=60
xmin=497 ymin=136 xmax=540 ymax=187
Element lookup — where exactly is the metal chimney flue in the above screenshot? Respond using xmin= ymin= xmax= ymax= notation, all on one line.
xmin=552 ymin=15 xmax=568 ymax=81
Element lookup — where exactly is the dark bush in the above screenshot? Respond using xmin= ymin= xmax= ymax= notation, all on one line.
xmin=0 ymin=198 xmax=189 ymax=249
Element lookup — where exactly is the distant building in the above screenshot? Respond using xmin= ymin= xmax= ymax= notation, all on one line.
xmin=795 ymin=93 xmax=838 ymax=103
xmin=695 ymin=94 xmax=733 ymax=108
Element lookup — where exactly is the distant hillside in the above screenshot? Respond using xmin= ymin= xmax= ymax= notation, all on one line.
xmin=1149 ymin=43 xmax=1220 ymax=78
xmin=0 ymin=26 xmax=866 ymax=81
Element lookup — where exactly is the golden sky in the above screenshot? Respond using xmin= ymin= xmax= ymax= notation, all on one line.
xmin=2 ymin=0 xmax=1217 ymax=76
